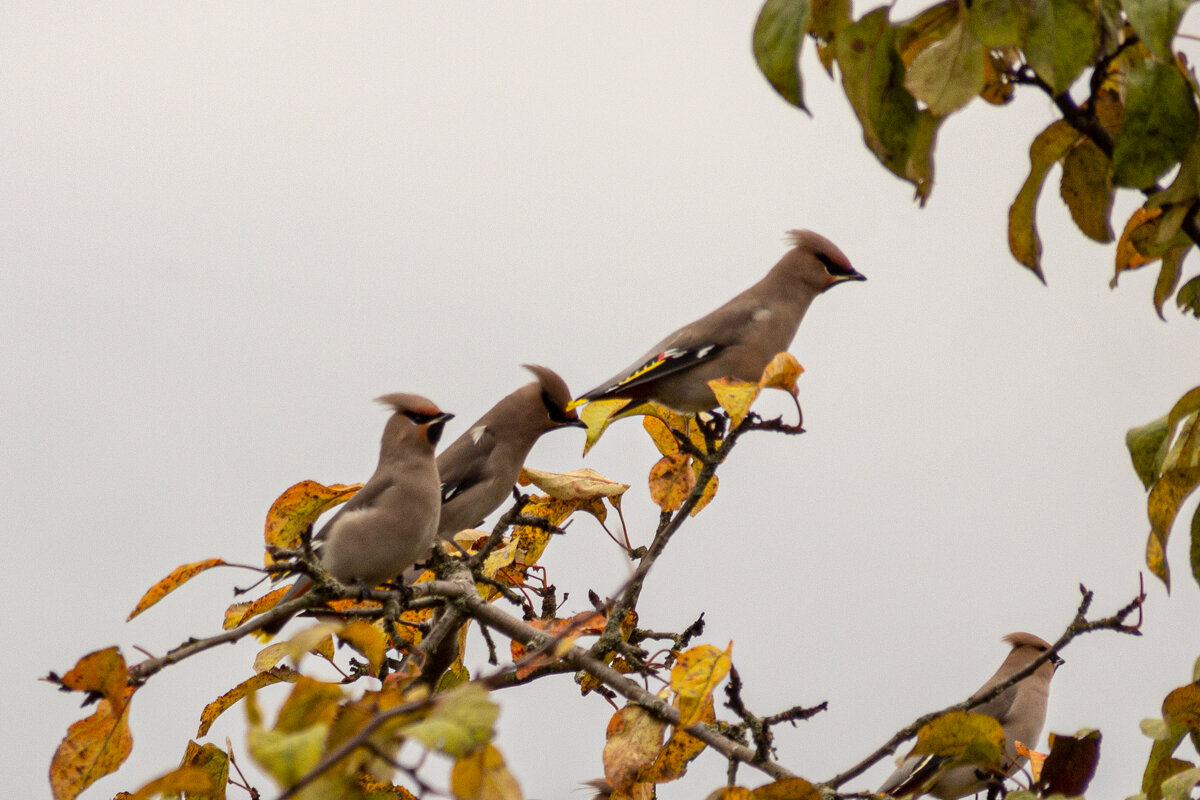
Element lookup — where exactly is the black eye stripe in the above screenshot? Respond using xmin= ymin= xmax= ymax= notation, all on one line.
xmin=541 ymin=390 xmax=574 ymax=423
xmin=817 ymin=252 xmax=854 ymax=276
xmin=403 ymin=411 xmax=437 ymax=424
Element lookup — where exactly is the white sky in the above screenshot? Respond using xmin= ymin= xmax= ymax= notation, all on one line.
xmin=4 ymin=3 xmax=1200 ymax=799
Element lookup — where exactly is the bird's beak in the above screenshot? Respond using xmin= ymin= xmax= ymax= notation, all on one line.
xmin=564 ymin=417 xmax=587 ymax=429
xmin=840 ymin=270 xmax=866 ymax=282
xmin=426 ymin=412 xmax=455 ymax=447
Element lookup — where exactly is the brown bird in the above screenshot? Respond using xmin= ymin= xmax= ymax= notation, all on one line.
xmin=435 ymin=364 xmax=583 ymax=542
xmin=879 ymin=632 xmax=1063 ymax=799
xmin=576 ymin=230 xmax=864 ymax=413
xmin=261 ymin=393 xmax=451 ymax=635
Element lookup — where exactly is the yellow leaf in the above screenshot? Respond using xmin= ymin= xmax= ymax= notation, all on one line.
xmin=197 ymin=666 xmax=299 ymax=737
xmin=707 ymin=789 xmax=754 ymax=800
xmin=50 ymin=697 xmax=133 ymax=800
xmin=339 ymin=621 xmax=389 ymax=676
xmin=603 ymin=704 xmax=668 ymax=791
xmin=248 ymin=722 xmax=329 ymax=788
xmin=263 ymin=480 xmax=362 ymax=566
xmin=689 ymin=461 xmax=719 ymax=517
xmin=275 ymin=676 xmax=344 ymax=733
xmin=127 ymin=766 xmax=215 ymax=800
xmin=450 ymin=744 xmax=524 ymax=800
xmin=707 ymin=378 xmax=761 ymax=430
xmin=286 ymin=622 xmax=345 ymax=665
xmin=253 ymin=642 xmax=292 ymax=673
xmin=518 ymin=467 xmax=629 ymax=505
xmin=649 ymin=453 xmax=697 ymax=512
xmin=670 ymin=643 xmax=733 ymax=728
xmin=127 ymin=558 xmax=228 ymax=621
xmin=580 ymin=399 xmax=633 ymax=455
xmin=399 ymin=683 xmax=499 ymax=758
xmin=1147 ymin=466 xmax=1200 ymax=590
xmin=911 ymin=711 xmax=1004 ymax=769
xmin=643 ymin=416 xmax=681 ymax=456
xmin=750 ymin=778 xmax=821 ymax=799
xmin=640 ymin=694 xmax=714 ymax=783
xmin=179 ymin=740 xmax=230 ymax=800
xmin=758 ymin=352 xmax=804 ymax=395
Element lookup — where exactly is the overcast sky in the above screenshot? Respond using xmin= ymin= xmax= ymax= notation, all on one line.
xmin=5 ymin=3 xmax=1200 ymax=799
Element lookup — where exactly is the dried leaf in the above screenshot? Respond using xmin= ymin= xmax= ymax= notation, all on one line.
xmin=263 ymin=480 xmax=361 ymax=566
xmin=641 ymin=694 xmax=715 ymax=783
xmin=509 ymin=610 xmax=607 ymax=679
xmin=128 ymin=558 xmax=228 ymax=621
xmin=197 ymin=666 xmax=299 ymax=737
xmin=50 ymin=697 xmax=133 ymax=800
xmin=518 ymin=467 xmax=629 ymax=505
xmin=1034 ymin=729 xmax=1100 ymax=796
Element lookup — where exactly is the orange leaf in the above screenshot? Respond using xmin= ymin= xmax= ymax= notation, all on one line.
xmin=1016 ymin=740 xmax=1049 ymax=781
xmin=223 ymin=586 xmax=292 ymax=630
xmin=509 ymin=610 xmax=607 ymax=679
xmin=50 ymin=697 xmax=134 ymax=800
xmin=649 ymin=453 xmax=697 ymax=512
xmin=57 ymin=646 xmax=129 ymax=708
xmin=196 ymin=665 xmax=299 ymax=737
xmin=641 ymin=693 xmax=715 ymax=783
xmin=750 ymin=777 xmax=821 ymax=799
xmin=263 ymin=480 xmax=361 ymax=566
xmin=1113 ymin=206 xmax=1165 ymax=286
xmin=127 ymin=558 xmax=228 ymax=621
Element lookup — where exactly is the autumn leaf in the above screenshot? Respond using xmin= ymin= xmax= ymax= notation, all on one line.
xmin=1033 ymin=729 xmax=1100 ymax=797
xmin=758 ymin=352 xmax=804 ymax=395
xmin=1009 ymin=119 xmax=1083 ymax=280
xmin=709 ymin=378 xmax=761 ymax=431
xmin=450 ymin=744 xmax=523 ymax=800
xmin=579 ymin=398 xmax=634 ymax=455
xmin=50 ymin=696 xmax=134 ymax=800
xmin=910 ymin=711 xmax=1004 ymax=769
xmin=509 ymin=610 xmax=607 ymax=679
xmin=519 ymin=466 xmax=629 ymax=505
xmin=224 ymin=585 xmax=291 ymax=630
xmin=56 ymin=646 xmax=130 ymax=708
xmin=649 ymin=453 xmax=697 ymax=512
xmin=750 ymin=778 xmax=821 ymax=799
xmin=125 ymin=766 xmax=215 ymax=800
xmin=640 ymin=693 xmax=715 ymax=783
xmin=670 ymin=643 xmax=733 ymax=728
xmin=197 ymin=666 xmax=299 ymax=737
xmin=178 ymin=740 xmax=229 ymax=800
xmin=339 ymin=620 xmax=390 ymax=676
xmin=603 ymin=703 xmax=668 ymax=791
xmin=128 ymin=558 xmax=228 ymax=620
xmin=399 ymin=683 xmax=499 ymax=758
xmin=1015 ymin=740 xmax=1048 ymax=781
xmin=263 ymin=480 xmax=361 ymax=566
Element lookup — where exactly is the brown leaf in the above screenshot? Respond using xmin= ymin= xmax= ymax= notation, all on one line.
xmin=197 ymin=665 xmax=299 ymax=737
xmin=750 ymin=778 xmax=821 ymax=799
xmin=509 ymin=610 xmax=607 ymax=679
xmin=263 ymin=480 xmax=361 ymax=566
xmin=128 ymin=558 xmax=229 ymax=621
xmin=649 ymin=453 xmax=697 ymax=513
xmin=50 ymin=697 xmax=133 ymax=800
xmin=1034 ymin=729 xmax=1101 ymax=797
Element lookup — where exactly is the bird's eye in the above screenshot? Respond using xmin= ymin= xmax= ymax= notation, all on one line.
xmin=542 ymin=391 xmax=576 ymax=424
xmin=817 ymin=252 xmax=855 ymax=277
xmin=403 ymin=411 xmax=437 ymax=424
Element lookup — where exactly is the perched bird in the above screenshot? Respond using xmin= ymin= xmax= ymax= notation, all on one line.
xmin=261 ymin=393 xmax=452 ymax=635
xmin=576 ymin=230 xmax=864 ymax=414
xmin=879 ymin=632 xmax=1064 ymax=799
xmin=436 ymin=364 xmax=585 ymax=541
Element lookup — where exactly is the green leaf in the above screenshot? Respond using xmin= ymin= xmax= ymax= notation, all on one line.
xmin=1154 ymin=246 xmax=1189 ymax=320
xmin=1178 ymin=275 xmax=1200 ymax=318
xmin=754 ymin=0 xmax=813 ymax=111
xmin=1060 ymin=138 xmax=1115 ymax=242
xmin=1147 ymin=466 xmax=1200 ymax=590
xmin=1148 ymin=135 xmax=1200 ymax=209
xmin=1113 ymin=61 xmax=1200 ymax=188
xmin=968 ymin=0 xmax=1026 ymax=46
xmin=248 ymin=724 xmax=329 ymax=788
xmin=911 ymin=711 xmax=1004 ymax=768
xmin=399 ymin=683 xmax=498 ymax=758
xmin=1025 ymin=0 xmax=1098 ymax=94
xmin=1126 ymin=415 xmax=1169 ymax=490
xmin=1122 ymin=0 xmax=1198 ymax=62
xmin=1192 ymin=503 xmax=1200 ymax=594
xmin=1162 ymin=766 xmax=1200 ymax=800
xmin=837 ymin=7 xmax=943 ymax=203
xmin=904 ymin=20 xmax=987 ymax=115
xmin=1008 ymin=119 xmax=1082 ymax=279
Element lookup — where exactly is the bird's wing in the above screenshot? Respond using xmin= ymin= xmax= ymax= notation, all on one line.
xmin=438 ymin=425 xmax=497 ymax=505
xmin=878 ymin=754 xmax=949 ymax=797
xmin=579 ymin=299 xmax=761 ymax=401
xmin=313 ymin=473 xmax=394 ymax=543
xmin=971 ymin=685 xmax=1018 ymax=726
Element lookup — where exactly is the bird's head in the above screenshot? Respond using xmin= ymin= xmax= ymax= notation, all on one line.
xmin=785 ymin=229 xmax=866 ymax=292
xmin=522 ymin=364 xmax=586 ymax=431
xmin=376 ymin=393 xmax=454 ymax=450
xmin=1003 ymin=631 xmax=1064 ymax=674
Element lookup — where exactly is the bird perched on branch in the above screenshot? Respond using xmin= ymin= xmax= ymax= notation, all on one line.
xmin=575 ymin=229 xmax=864 ymax=414
xmin=878 ymin=632 xmax=1063 ymax=799
xmin=436 ymin=364 xmax=584 ymax=542
xmin=261 ymin=393 xmax=451 ymax=636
